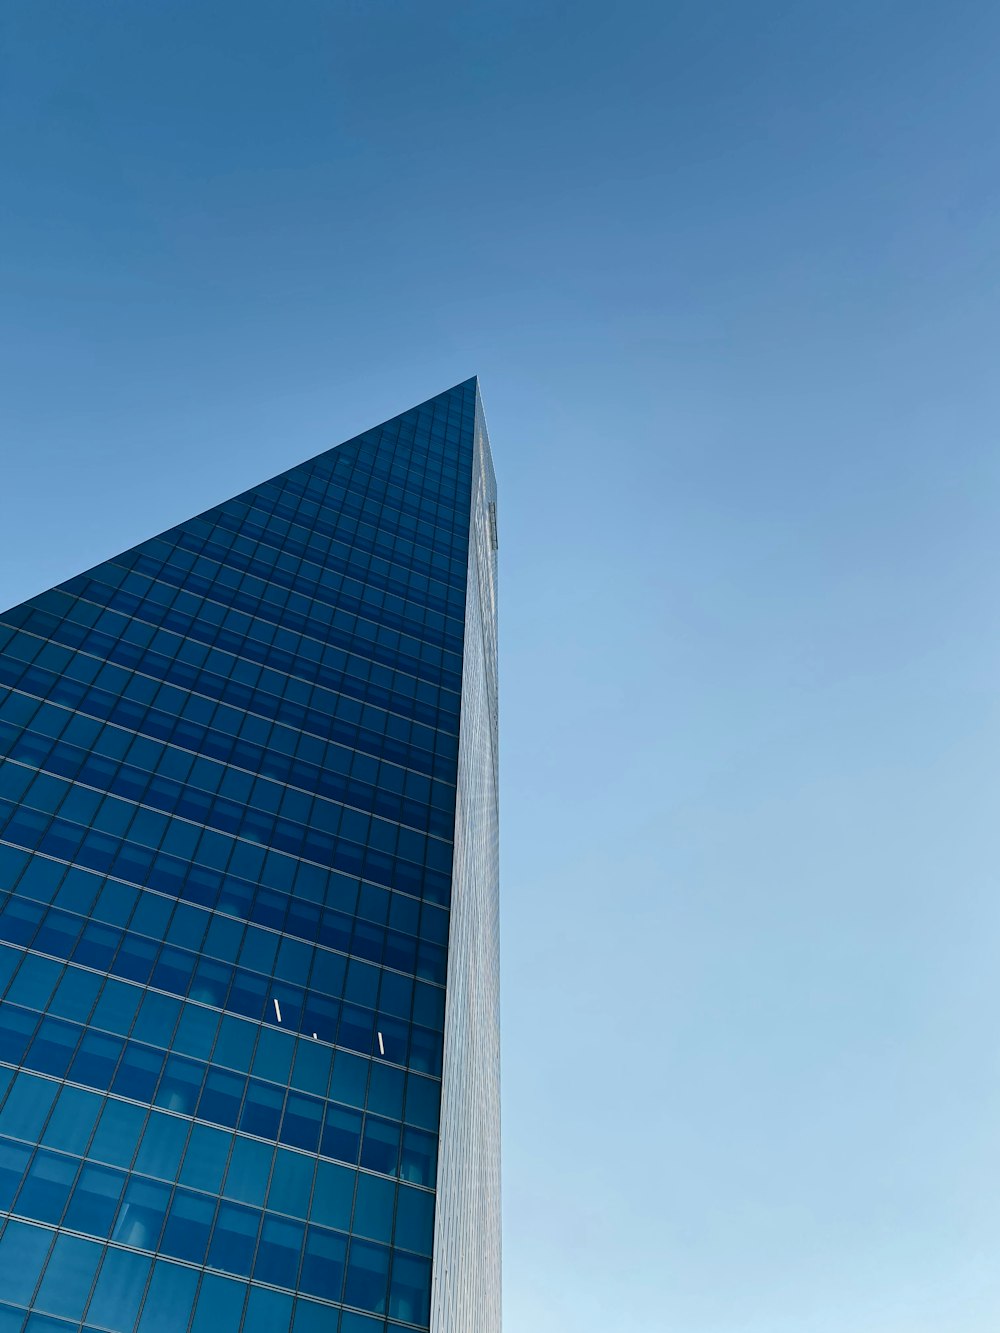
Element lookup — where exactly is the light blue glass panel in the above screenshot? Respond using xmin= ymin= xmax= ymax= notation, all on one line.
xmin=0 ymin=1221 xmax=52 ymax=1307
xmin=135 ymin=1260 xmax=198 ymax=1333
xmin=34 ymin=1233 xmax=102 ymax=1320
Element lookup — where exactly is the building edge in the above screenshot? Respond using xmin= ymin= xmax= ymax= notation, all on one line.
xmin=429 ymin=380 xmax=502 ymax=1332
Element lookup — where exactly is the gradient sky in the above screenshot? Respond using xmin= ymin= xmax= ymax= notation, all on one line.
xmin=3 ymin=3 xmax=1000 ymax=1331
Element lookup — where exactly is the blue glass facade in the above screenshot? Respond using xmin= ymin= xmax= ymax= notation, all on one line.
xmin=0 ymin=379 xmax=500 ymax=1333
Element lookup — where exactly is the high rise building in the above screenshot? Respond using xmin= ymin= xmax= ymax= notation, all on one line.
xmin=0 ymin=379 xmax=500 ymax=1333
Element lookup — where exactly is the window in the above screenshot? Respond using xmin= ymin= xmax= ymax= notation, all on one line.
xmin=0 ymin=1219 xmax=53 ymax=1307
xmin=112 ymin=1044 xmax=163 ymax=1103
xmin=243 ymin=1285 xmax=293 ymax=1333
xmin=280 ymin=1093 xmax=322 ymax=1152
xmin=299 ymin=1226 xmax=346 ymax=1303
xmin=89 ymin=1097 xmax=144 ymax=1168
xmin=253 ymin=1214 xmax=303 ymax=1288
xmin=24 ymin=1015 xmax=77 ymax=1079
xmin=136 ymin=1259 xmax=199 ymax=1333
xmin=70 ymin=1030 xmax=122 ymax=1091
xmin=113 ymin=1176 xmax=170 ymax=1250
xmin=15 ymin=1148 xmax=76 ymax=1224
xmin=64 ymin=1161 xmax=126 ymax=1238
xmin=353 ymin=1171 xmax=394 ymax=1243
xmin=160 ymin=1188 xmax=215 ymax=1265
xmin=41 ymin=1084 xmax=101 ymax=1157
xmin=33 ymin=1232 xmax=102 ymax=1321
xmin=155 ymin=1054 xmax=203 ymax=1115
xmin=343 ymin=1238 xmax=390 ymax=1314
xmin=321 ymin=1104 xmax=361 ymax=1166
xmin=134 ymin=1110 xmax=187 ymax=1181
xmin=208 ymin=1200 xmax=259 ymax=1277
xmin=399 ymin=1126 xmax=436 ymax=1187
xmin=0 ymin=1138 xmax=31 ymax=1211
xmin=266 ymin=1146 xmax=313 ymax=1218
xmin=223 ymin=1136 xmax=271 ymax=1207
xmin=189 ymin=1274 xmax=245 ymax=1333
xmin=0 ymin=1071 xmax=58 ymax=1142
xmin=179 ymin=1123 xmax=230 ymax=1195
xmin=86 ymin=1248 xmax=151 ymax=1333
xmin=360 ymin=1117 xmax=399 ymax=1176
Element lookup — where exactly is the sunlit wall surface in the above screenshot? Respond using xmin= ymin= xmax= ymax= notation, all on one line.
xmin=429 ymin=395 xmax=500 ymax=1333
xmin=0 ymin=378 xmax=500 ymax=1333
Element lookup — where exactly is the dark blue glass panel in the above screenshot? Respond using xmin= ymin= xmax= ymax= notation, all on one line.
xmin=394 ymin=1184 xmax=434 ymax=1255
xmin=112 ymin=1177 xmax=169 ymax=1250
xmin=0 ymin=1131 xmax=31 ymax=1203
xmin=207 ymin=1201 xmax=258 ymax=1277
xmin=300 ymin=1226 xmax=347 ymax=1303
xmin=360 ymin=1117 xmax=399 ymax=1175
xmin=321 ymin=1104 xmax=362 ymax=1165
xmin=253 ymin=1213 xmax=303 ymax=1288
xmin=160 ymin=1188 xmax=215 ymax=1264
xmin=354 ymin=1171 xmax=395 ymax=1243
xmin=64 ymin=1162 xmax=126 ymax=1238
xmin=389 ymin=1251 xmax=432 ymax=1324
xmin=344 ymin=1238 xmax=390 ymax=1314
xmin=16 ymin=1150 xmax=76 ymax=1224
xmin=178 ymin=1122 xmax=229 ymax=1195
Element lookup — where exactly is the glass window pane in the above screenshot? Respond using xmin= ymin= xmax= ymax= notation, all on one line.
xmin=310 ymin=1160 xmax=354 ymax=1231
xmin=136 ymin=1259 xmax=199 ymax=1333
xmin=34 ymin=1233 xmax=102 ymax=1320
xmin=244 ymin=1286 xmax=292 ymax=1333
xmin=239 ymin=1081 xmax=282 ymax=1140
xmin=300 ymin=1226 xmax=346 ymax=1303
xmin=86 ymin=1247 xmax=151 ymax=1331
xmin=113 ymin=1176 xmax=170 ymax=1250
xmin=223 ymin=1136 xmax=271 ymax=1207
xmin=134 ymin=1111 xmax=187 ymax=1182
xmin=0 ymin=1072 xmax=58 ymax=1142
xmin=388 ymin=1252 xmax=431 ymax=1325
xmin=160 ymin=1188 xmax=215 ymax=1265
xmin=321 ymin=1105 xmax=361 ymax=1166
xmin=353 ymin=1172 xmax=394 ymax=1243
xmin=190 ymin=1274 xmax=245 ymax=1333
xmin=41 ymin=1085 xmax=101 ymax=1157
xmin=207 ymin=1201 xmax=259 ymax=1278
xmin=64 ymin=1161 xmax=126 ymax=1239
xmin=90 ymin=1098 xmax=144 ymax=1168
xmin=266 ymin=1147 xmax=313 ymax=1219
xmin=16 ymin=1149 xmax=76 ymax=1224
xmin=360 ymin=1118 xmax=399 ymax=1176
xmin=394 ymin=1184 xmax=434 ymax=1255
xmin=279 ymin=1093 xmax=321 ymax=1152
xmin=343 ymin=1239 xmax=390 ymax=1315
xmin=178 ymin=1123 xmax=230 ymax=1196
xmin=0 ymin=1139 xmax=31 ymax=1211
xmin=253 ymin=1214 xmax=303 ymax=1289
xmin=0 ymin=1219 xmax=53 ymax=1306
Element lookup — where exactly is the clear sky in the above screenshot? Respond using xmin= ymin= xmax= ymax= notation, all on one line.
xmin=2 ymin=3 xmax=1000 ymax=1330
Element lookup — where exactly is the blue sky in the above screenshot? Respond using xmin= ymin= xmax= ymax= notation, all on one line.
xmin=3 ymin=2 xmax=1000 ymax=1329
